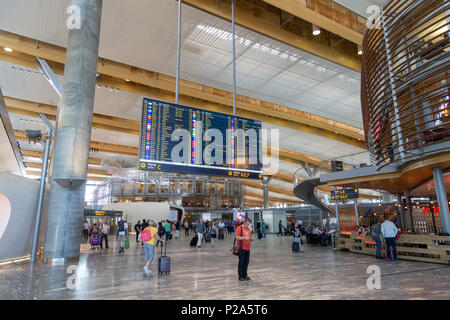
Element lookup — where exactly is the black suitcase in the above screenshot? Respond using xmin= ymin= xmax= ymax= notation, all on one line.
xmin=205 ymin=233 xmax=211 ymax=243
xmin=158 ymin=243 xmax=171 ymax=274
xmin=190 ymin=235 xmax=198 ymax=247
xmin=258 ymin=231 xmax=262 ymax=239
xmin=292 ymin=241 xmax=300 ymax=253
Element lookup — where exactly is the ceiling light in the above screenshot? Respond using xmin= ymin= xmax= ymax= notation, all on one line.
xmin=312 ymin=24 xmax=321 ymax=36
xmin=4 ymin=47 xmax=13 ymax=52
xmin=357 ymin=45 xmax=363 ymax=55
xmin=125 ymin=79 xmax=130 ymax=82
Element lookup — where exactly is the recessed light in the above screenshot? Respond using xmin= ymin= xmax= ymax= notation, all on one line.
xmin=125 ymin=79 xmax=130 ymax=82
xmin=312 ymin=24 xmax=321 ymax=36
xmin=4 ymin=47 xmax=12 ymax=52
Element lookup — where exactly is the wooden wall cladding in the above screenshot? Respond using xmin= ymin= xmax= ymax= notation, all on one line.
xmin=361 ymin=0 xmax=449 ymax=169
xmin=338 ymin=232 xmax=450 ymax=264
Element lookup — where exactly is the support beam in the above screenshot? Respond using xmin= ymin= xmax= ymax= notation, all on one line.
xmin=0 ymin=30 xmax=366 ymax=148
xmin=43 ymin=0 xmax=103 ymax=260
xmin=25 ymin=170 xmax=107 ymax=182
xmin=261 ymin=0 xmax=364 ymax=45
xmin=433 ymin=167 xmax=450 ymax=235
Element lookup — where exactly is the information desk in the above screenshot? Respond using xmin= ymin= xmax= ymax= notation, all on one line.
xmin=337 ymin=232 xmax=450 ymax=264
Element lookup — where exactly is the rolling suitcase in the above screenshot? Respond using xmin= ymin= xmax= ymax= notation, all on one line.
xmin=190 ymin=235 xmax=198 ymax=247
xmin=292 ymin=241 xmax=300 ymax=253
xmin=257 ymin=230 xmax=262 ymax=239
xmin=158 ymin=243 xmax=171 ymax=274
xmin=205 ymin=233 xmax=211 ymax=243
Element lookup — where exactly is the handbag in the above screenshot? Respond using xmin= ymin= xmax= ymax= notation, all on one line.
xmin=137 ymin=233 xmax=142 ymax=242
xmin=231 ymin=226 xmax=243 ymax=256
xmin=125 ymin=237 xmax=130 ymax=249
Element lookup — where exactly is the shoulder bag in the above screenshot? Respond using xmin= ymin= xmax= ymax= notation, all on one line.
xmin=231 ymin=226 xmax=243 ymax=256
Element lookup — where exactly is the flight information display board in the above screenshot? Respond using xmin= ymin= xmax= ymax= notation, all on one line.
xmin=330 ymin=188 xmax=360 ymax=200
xmin=139 ymin=98 xmax=263 ymax=179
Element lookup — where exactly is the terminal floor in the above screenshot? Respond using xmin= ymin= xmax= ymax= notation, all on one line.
xmin=1 ymin=233 xmax=449 ymax=300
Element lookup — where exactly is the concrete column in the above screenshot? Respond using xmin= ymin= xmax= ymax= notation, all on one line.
xmin=262 ymin=176 xmax=273 ymax=209
xmin=354 ymin=199 xmax=359 ymax=227
xmin=43 ymin=0 xmax=102 ymax=259
xmin=433 ymin=167 xmax=450 ymax=234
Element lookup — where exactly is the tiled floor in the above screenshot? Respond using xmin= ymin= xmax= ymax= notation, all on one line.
xmin=1 ymin=233 xmax=449 ymax=300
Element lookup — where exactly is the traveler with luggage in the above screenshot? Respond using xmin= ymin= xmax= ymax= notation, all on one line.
xmin=371 ymin=220 xmax=382 ymax=259
xmin=235 ymin=218 xmax=254 ymax=282
xmin=134 ymin=220 xmax=142 ymax=243
xmin=164 ymin=220 xmax=172 ymax=241
xmin=100 ymin=220 xmax=110 ymax=249
xmin=292 ymin=223 xmax=303 ymax=252
xmin=196 ymin=219 xmax=206 ymax=247
xmin=210 ymin=221 xmax=217 ymax=245
xmin=117 ymin=220 xmax=128 ymax=254
xmin=142 ymin=219 xmax=164 ymax=276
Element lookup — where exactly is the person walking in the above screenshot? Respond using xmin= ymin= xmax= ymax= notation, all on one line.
xmin=184 ymin=219 xmax=189 ymax=236
xmin=83 ymin=221 xmax=90 ymax=240
xmin=141 ymin=219 xmax=149 ymax=246
xmin=292 ymin=223 xmax=304 ymax=251
xmin=261 ymin=219 xmax=267 ymax=240
xmin=100 ymin=220 xmax=110 ymax=249
xmin=381 ymin=218 xmax=398 ymax=261
xmin=175 ymin=221 xmax=181 ymax=239
xmin=236 ymin=218 xmax=254 ymax=282
xmin=210 ymin=221 xmax=217 ymax=245
xmin=164 ymin=220 xmax=172 ymax=241
xmin=277 ymin=220 xmax=283 ymax=236
xmin=117 ymin=219 xmax=128 ymax=254
xmin=197 ymin=219 xmax=205 ymax=247
xmin=134 ymin=220 xmax=142 ymax=243
xmin=156 ymin=222 xmax=165 ymax=247
xmin=142 ymin=220 xmax=165 ymax=276
xmin=370 ymin=220 xmax=382 ymax=259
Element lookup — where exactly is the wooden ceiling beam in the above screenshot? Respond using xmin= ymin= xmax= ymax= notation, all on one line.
xmin=182 ymin=0 xmax=361 ymax=71
xmin=244 ymin=190 xmax=301 ymax=203
xmin=25 ymin=170 xmax=107 ymax=182
xmin=8 ymin=96 xmax=334 ymax=166
xmin=0 ymin=30 xmax=365 ymax=148
xmin=261 ymin=0 xmax=364 ymax=45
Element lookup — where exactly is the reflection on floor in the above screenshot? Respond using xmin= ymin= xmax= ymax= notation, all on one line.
xmin=1 ymin=233 xmax=449 ymax=300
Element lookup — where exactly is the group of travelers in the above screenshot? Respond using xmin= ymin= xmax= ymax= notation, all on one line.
xmin=368 ymin=218 xmax=402 ymax=261
xmin=192 ymin=218 xmax=232 ymax=247
xmin=305 ymin=224 xmax=330 ymax=246
xmin=83 ymin=219 xmax=130 ymax=253
xmin=134 ymin=219 xmax=182 ymax=246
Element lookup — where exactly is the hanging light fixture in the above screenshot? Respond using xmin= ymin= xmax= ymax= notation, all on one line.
xmin=312 ymin=24 xmax=321 ymax=36
xmin=357 ymin=45 xmax=363 ymax=55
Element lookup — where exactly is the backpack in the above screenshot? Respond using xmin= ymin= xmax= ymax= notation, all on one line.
xmin=141 ymin=227 xmax=152 ymax=242
xmin=118 ymin=220 xmax=125 ymax=232
xmin=371 ymin=225 xmax=380 ymax=237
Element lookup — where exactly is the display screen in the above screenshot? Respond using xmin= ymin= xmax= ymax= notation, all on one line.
xmin=139 ymin=98 xmax=263 ymax=179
